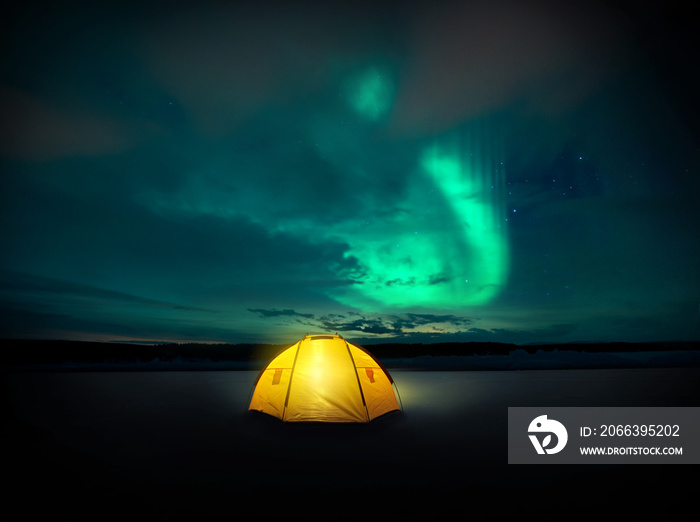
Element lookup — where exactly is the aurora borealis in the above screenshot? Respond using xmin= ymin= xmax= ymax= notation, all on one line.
xmin=1 ymin=0 xmax=698 ymax=345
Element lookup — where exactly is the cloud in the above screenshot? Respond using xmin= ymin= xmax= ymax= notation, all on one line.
xmin=1 ymin=168 xmax=362 ymax=297
xmin=247 ymin=308 xmax=315 ymax=319
xmin=142 ymin=3 xmax=379 ymax=136
xmin=342 ymin=322 xmax=581 ymax=346
xmin=0 ymin=269 xmax=216 ymax=313
xmin=388 ymin=0 xmax=630 ymax=136
xmin=0 ymin=86 xmax=134 ymax=161
xmin=0 ymin=269 xmax=228 ymax=341
xmin=248 ymin=308 xmax=474 ymax=338
xmin=318 ymin=316 xmax=396 ymax=335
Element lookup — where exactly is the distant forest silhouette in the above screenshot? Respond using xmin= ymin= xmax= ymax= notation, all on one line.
xmin=1 ymin=338 xmax=698 ymax=367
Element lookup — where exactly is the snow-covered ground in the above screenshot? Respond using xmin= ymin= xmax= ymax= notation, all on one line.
xmin=3 ymin=367 xmax=698 ymax=515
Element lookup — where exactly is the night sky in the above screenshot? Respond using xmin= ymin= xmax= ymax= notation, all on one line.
xmin=1 ymin=0 xmax=698 ymax=346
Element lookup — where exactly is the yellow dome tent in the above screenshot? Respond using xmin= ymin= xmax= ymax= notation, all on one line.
xmin=248 ymin=333 xmax=402 ymax=422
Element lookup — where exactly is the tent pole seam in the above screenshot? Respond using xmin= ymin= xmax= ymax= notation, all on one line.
xmin=282 ymin=339 xmax=303 ymax=421
xmin=345 ymin=340 xmax=370 ymax=422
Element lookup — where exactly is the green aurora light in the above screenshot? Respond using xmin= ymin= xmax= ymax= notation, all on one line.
xmin=332 ymin=123 xmax=510 ymax=310
xmin=349 ymin=67 xmax=393 ymax=121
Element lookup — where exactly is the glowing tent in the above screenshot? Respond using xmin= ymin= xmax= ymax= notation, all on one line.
xmin=248 ymin=333 xmax=402 ymax=422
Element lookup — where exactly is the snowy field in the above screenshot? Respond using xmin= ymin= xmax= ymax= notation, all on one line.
xmin=3 ymin=367 xmax=698 ymax=516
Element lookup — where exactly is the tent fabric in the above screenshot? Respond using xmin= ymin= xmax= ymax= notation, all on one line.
xmin=248 ymin=334 xmax=401 ymax=422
